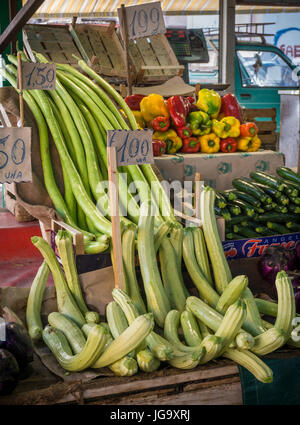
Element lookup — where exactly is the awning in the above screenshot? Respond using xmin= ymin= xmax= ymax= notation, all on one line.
xmin=23 ymin=0 xmax=300 ymax=18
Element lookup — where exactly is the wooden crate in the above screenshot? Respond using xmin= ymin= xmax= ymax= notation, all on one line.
xmin=23 ymin=24 xmax=83 ymax=66
xmin=69 ymin=22 xmax=128 ymax=82
xmin=4 ymin=185 xmax=35 ymax=223
xmin=126 ymin=33 xmax=185 ymax=85
xmin=242 ymin=107 xmax=278 ymax=151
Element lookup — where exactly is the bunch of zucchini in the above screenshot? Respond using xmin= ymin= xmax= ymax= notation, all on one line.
xmin=214 ymin=167 xmax=300 ymax=240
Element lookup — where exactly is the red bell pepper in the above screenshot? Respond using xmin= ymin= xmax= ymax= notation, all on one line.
xmin=181 ymin=137 xmax=200 ymax=153
xmin=151 ymin=116 xmax=170 ymax=132
xmin=183 ymin=96 xmax=196 ymax=114
xmin=240 ymin=122 xmax=258 ymax=137
xmin=176 ymin=125 xmax=192 ymax=139
xmin=220 ymin=94 xmax=242 ymax=122
xmin=220 ymin=138 xmax=237 ymax=153
xmin=167 ymin=96 xmax=187 ymax=127
xmin=152 ymin=139 xmax=167 ymax=156
xmin=124 ymin=94 xmax=146 ymax=111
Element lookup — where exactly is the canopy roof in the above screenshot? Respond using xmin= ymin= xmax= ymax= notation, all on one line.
xmin=24 ymin=0 xmax=300 ymax=18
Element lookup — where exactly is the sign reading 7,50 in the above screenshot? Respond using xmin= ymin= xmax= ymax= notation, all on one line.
xmin=0 ymin=127 xmax=32 ymax=183
xmin=20 ymin=62 xmax=56 ymax=91
xmin=107 ymin=129 xmax=154 ymax=166
xmin=118 ymin=1 xmax=166 ymax=40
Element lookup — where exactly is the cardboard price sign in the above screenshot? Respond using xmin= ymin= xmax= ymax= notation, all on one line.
xmin=20 ymin=62 xmax=56 ymax=90
xmin=118 ymin=1 xmax=166 ymax=40
xmin=107 ymin=129 xmax=154 ymax=166
xmin=0 ymin=127 xmax=32 ymax=183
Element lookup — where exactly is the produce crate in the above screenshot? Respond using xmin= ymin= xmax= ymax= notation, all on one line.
xmin=242 ymin=107 xmax=278 ymax=151
xmin=4 ymin=186 xmax=35 ymax=223
xmin=125 ymin=33 xmax=185 ymax=85
xmin=68 ymin=22 xmax=128 ymax=83
xmin=23 ymin=24 xmax=83 ymax=67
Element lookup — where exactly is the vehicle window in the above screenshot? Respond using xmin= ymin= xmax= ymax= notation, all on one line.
xmin=237 ymin=50 xmax=298 ymax=88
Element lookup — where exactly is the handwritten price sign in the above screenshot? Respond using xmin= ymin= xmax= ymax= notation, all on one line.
xmin=20 ymin=62 xmax=56 ymax=90
xmin=107 ymin=129 xmax=154 ymax=166
xmin=118 ymin=1 xmax=166 ymax=40
xmin=0 ymin=127 xmax=32 ymax=183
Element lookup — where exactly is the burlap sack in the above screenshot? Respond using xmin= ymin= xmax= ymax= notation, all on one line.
xmin=0 ymin=86 xmax=64 ymax=227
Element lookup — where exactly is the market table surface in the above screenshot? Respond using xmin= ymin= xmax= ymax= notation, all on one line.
xmin=154 ymin=150 xmax=284 ymax=191
xmin=1 ymin=348 xmax=300 ymax=406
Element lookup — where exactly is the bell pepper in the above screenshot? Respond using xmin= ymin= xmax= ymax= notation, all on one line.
xmin=140 ymin=94 xmax=170 ymax=123
xmin=187 ymin=111 xmax=212 ymax=136
xmin=199 ymin=133 xmax=220 ymax=153
xmin=220 ymin=138 xmax=237 ymax=153
xmin=183 ymin=96 xmax=196 ymax=114
xmin=132 ymin=110 xmax=146 ymax=129
xmin=176 ymin=125 xmax=192 ymax=139
xmin=167 ymin=96 xmax=187 ymax=127
xmin=212 ymin=116 xmax=240 ymax=139
xmin=151 ymin=116 xmax=170 ymax=132
xmin=124 ymin=94 xmax=146 ymax=111
xmin=181 ymin=137 xmax=200 ymax=153
xmin=240 ymin=122 xmax=258 ymax=137
xmin=196 ymin=88 xmax=221 ymax=118
xmin=152 ymin=139 xmax=167 ymax=156
xmin=153 ymin=129 xmax=182 ymax=154
xmin=237 ymin=135 xmax=261 ymax=152
xmin=220 ymin=93 xmax=243 ymax=122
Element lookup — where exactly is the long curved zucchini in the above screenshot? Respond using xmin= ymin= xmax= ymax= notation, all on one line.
xmin=137 ymin=202 xmax=171 ymax=327
xmin=26 ymin=261 xmax=50 ymax=342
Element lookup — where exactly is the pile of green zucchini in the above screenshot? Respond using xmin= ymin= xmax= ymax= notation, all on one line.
xmin=214 ymin=167 xmax=300 ymax=240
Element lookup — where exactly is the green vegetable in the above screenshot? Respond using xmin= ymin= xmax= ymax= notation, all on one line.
xmin=254 ymin=213 xmax=299 ymax=223
xmin=215 ymin=192 xmax=227 ymax=208
xmin=232 ymin=178 xmax=269 ymax=203
xmin=231 ymin=199 xmax=255 ymax=217
xmin=47 ymin=312 xmax=86 ymax=354
xmin=267 ymin=222 xmax=288 ymax=235
xmin=250 ymin=171 xmax=285 ymax=192
xmin=180 ymin=310 xmax=203 ymax=346
xmin=232 ymin=190 xmax=262 ymax=207
xmin=277 ymin=166 xmax=300 ymax=186
xmin=214 ymin=206 xmax=231 ymax=221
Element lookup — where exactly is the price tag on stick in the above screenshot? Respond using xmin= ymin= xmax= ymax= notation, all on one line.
xmin=107 ymin=129 xmax=154 ymax=166
xmin=118 ymin=1 xmax=166 ymax=40
xmin=107 ymin=129 xmax=153 ymax=289
xmin=19 ymin=62 xmax=56 ymax=91
xmin=0 ymin=127 xmax=32 ymax=183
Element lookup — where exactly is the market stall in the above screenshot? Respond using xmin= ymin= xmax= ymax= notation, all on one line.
xmin=1 ymin=0 xmax=300 ymax=409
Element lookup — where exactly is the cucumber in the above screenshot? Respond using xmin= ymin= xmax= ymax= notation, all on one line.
xmin=267 ymin=222 xmax=288 ymax=235
xmin=250 ymin=171 xmax=285 ymax=192
xmin=263 ymin=202 xmax=277 ymax=211
xmin=288 ymin=203 xmax=300 ymax=214
xmin=227 ymin=215 xmax=249 ymax=225
xmin=235 ymin=227 xmax=262 ymax=238
xmin=254 ymin=206 xmax=265 ymax=214
xmin=231 ymin=199 xmax=255 ymax=217
xmin=220 ymin=190 xmax=237 ymax=202
xmin=232 ymin=178 xmax=268 ymax=203
xmin=276 ymin=166 xmax=300 ymax=186
xmin=232 ymin=190 xmax=262 ymax=208
xmin=215 ymin=192 xmax=227 ymax=209
xmin=290 ymin=197 xmax=300 ymax=205
xmin=214 ymin=206 xmax=231 ymax=221
xmin=226 ymin=233 xmax=245 ymax=240
xmin=251 ymin=182 xmax=282 ymax=200
xmin=274 ymin=205 xmax=288 ymax=214
xmin=228 ymin=204 xmax=242 ymax=216
xmin=286 ymin=222 xmax=300 ymax=232
xmin=254 ymin=213 xmax=299 ymax=223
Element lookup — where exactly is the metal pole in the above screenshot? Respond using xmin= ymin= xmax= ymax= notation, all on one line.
xmin=121 ymin=4 xmax=132 ymax=96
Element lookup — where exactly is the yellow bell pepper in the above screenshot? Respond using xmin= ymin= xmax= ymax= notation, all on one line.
xmin=196 ymin=88 xmax=221 ymax=119
xmin=237 ymin=135 xmax=261 ymax=152
xmin=212 ymin=116 xmax=240 ymax=139
xmin=140 ymin=94 xmax=170 ymax=123
xmin=199 ymin=133 xmax=220 ymax=153
xmin=132 ymin=110 xmax=146 ymax=129
xmin=153 ymin=129 xmax=182 ymax=154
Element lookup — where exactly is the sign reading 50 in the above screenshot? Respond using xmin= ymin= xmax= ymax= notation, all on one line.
xmin=0 ymin=127 xmax=32 ymax=183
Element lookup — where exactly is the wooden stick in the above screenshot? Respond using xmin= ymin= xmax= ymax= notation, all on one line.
xmin=107 ymin=146 xmax=125 ymax=290
xmin=194 ymin=172 xmax=202 ymax=220
xmin=121 ymin=4 xmax=132 ymax=96
xmin=17 ymin=51 xmax=24 ymax=127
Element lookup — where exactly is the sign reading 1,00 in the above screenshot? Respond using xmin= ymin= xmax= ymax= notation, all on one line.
xmin=107 ymin=129 xmax=154 ymax=166
xmin=21 ymin=62 xmax=56 ymax=90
